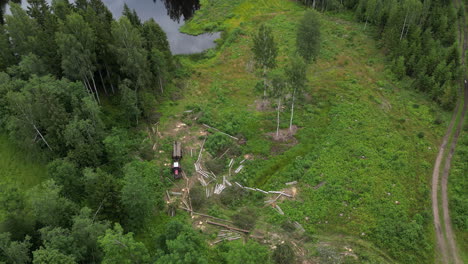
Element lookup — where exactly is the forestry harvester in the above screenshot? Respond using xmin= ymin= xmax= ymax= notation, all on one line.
xmin=172 ymin=141 xmax=182 ymax=179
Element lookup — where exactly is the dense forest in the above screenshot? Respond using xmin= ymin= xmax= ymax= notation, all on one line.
xmin=0 ymin=0 xmax=465 ymax=263
xmin=0 ymin=0 xmax=187 ymax=263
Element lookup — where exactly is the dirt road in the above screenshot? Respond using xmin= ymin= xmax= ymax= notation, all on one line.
xmin=431 ymin=0 xmax=467 ymax=263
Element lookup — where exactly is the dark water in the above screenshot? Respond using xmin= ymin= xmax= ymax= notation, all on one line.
xmin=3 ymin=0 xmax=220 ymax=54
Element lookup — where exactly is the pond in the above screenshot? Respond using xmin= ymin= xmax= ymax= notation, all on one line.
xmin=1 ymin=0 xmax=220 ymax=54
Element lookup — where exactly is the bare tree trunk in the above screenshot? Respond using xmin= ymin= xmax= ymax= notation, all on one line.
xmin=82 ymin=79 xmax=92 ymax=95
xmin=263 ymin=66 xmax=267 ymax=98
xmin=89 ymin=73 xmax=101 ymax=104
xmin=364 ymin=14 xmax=369 ymax=30
xmin=289 ymin=88 xmax=296 ymax=131
xmin=276 ymin=97 xmax=281 ymax=138
xmin=84 ymin=75 xmax=98 ymax=104
xmin=400 ymin=13 xmax=408 ymax=40
xmin=33 ymin=124 xmax=52 ymax=151
xmin=98 ymin=69 xmax=108 ymax=95
xmin=312 ymin=0 xmax=316 ymax=9
xmin=105 ymin=63 xmax=115 ymax=94
xmin=159 ymin=75 xmax=164 ymax=94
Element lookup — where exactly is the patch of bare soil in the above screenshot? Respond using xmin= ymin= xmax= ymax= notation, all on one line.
xmin=266 ymin=125 xmax=299 ymax=142
xmin=254 ymin=99 xmax=273 ymax=111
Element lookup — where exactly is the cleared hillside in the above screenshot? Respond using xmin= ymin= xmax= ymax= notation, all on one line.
xmin=148 ymin=0 xmax=451 ymax=263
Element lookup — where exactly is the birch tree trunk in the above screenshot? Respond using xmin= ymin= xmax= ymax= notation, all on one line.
xmin=400 ymin=13 xmax=408 ymax=40
xmin=33 ymin=124 xmax=53 ymax=151
xmin=84 ymin=75 xmax=98 ymax=104
xmin=98 ymin=69 xmax=108 ymax=95
xmin=263 ymin=66 xmax=267 ymax=98
xmin=105 ymin=64 xmax=115 ymax=94
xmin=89 ymin=72 xmax=101 ymax=104
xmin=159 ymin=75 xmax=164 ymax=94
xmin=289 ymin=87 xmax=296 ymax=131
xmin=82 ymin=79 xmax=92 ymax=95
xmin=276 ymin=98 xmax=281 ymax=138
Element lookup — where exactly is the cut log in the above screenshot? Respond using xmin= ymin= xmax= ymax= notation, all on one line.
xmin=180 ymin=208 xmax=233 ymax=223
xmin=275 ymin=205 xmax=285 ymax=215
xmin=206 ymin=221 xmax=250 ymax=233
xmin=234 ymin=165 xmax=244 ymax=174
xmin=202 ymin=124 xmax=239 ymax=140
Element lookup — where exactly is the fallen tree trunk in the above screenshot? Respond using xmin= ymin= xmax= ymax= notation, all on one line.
xmin=206 ymin=220 xmax=250 ymax=233
xmin=203 ymin=124 xmax=239 ymax=140
xmin=181 ymin=208 xmax=234 ymax=223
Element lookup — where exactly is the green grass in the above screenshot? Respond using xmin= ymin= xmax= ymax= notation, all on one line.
xmin=155 ymin=0 xmax=452 ymax=263
xmin=0 ymin=133 xmax=47 ymax=188
xmin=0 ymin=133 xmax=47 ymax=220
xmin=448 ymin=116 xmax=468 ymax=263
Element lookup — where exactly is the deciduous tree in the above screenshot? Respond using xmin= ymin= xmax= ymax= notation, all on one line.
xmin=296 ymin=10 xmax=321 ymax=62
xmin=285 ymin=56 xmax=307 ymax=131
xmin=252 ymin=24 xmax=278 ymax=97
xmin=99 ymin=223 xmax=150 ymax=264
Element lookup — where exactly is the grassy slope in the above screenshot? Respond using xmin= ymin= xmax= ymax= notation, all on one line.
xmin=0 ymin=133 xmax=47 ymax=187
xmin=156 ymin=0 xmax=450 ymax=262
xmin=448 ymin=116 xmax=468 ymax=263
xmin=0 ymin=133 xmax=47 ymax=219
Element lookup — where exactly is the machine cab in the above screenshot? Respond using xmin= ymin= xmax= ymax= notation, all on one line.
xmin=172 ymin=142 xmax=182 ymax=179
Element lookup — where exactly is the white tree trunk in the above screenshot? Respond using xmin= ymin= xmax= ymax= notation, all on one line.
xmin=82 ymin=79 xmax=92 ymax=95
xmin=33 ymin=124 xmax=52 ymax=151
xmin=289 ymin=88 xmax=296 ymax=131
xmin=159 ymin=75 xmax=164 ymax=94
xmin=400 ymin=13 xmax=408 ymax=40
xmin=263 ymin=66 xmax=267 ymax=98
xmin=98 ymin=70 xmax=108 ymax=95
xmin=83 ymin=75 xmax=97 ymax=103
xmin=105 ymin=64 xmax=115 ymax=94
xmin=276 ymin=97 xmax=281 ymax=138
xmin=89 ymin=73 xmax=101 ymax=105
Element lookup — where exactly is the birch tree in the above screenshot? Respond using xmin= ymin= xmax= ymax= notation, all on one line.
xmin=252 ymin=24 xmax=278 ymax=98
xmin=111 ymin=16 xmax=151 ymax=91
xmin=286 ymin=56 xmax=307 ymax=131
xmin=399 ymin=0 xmax=422 ymax=40
xmin=56 ymin=13 xmax=100 ymax=103
xmin=269 ymin=71 xmax=287 ymax=138
xmin=5 ymin=3 xmax=40 ymax=56
xmin=297 ymin=10 xmax=321 ymax=62
xmin=0 ymin=25 xmax=16 ymax=71
xmin=98 ymin=223 xmax=150 ymax=264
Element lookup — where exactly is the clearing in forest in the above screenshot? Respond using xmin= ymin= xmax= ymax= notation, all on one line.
xmin=151 ymin=0 xmax=451 ymax=263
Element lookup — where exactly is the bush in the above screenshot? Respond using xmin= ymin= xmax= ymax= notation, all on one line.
xmin=273 ymin=243 xmax=295 ymax=264
xmin=205 ymin=133 xmax=233 ymax=156
xmin=220 ymin=186 xmax=247 ymax=208
xmin=190 ymin=186 xmax=206 ymax=211
xmin=206 ymin=158 xmax=227 ymax=175
xmin=231 ymin=207 xmax=257 ymax=230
